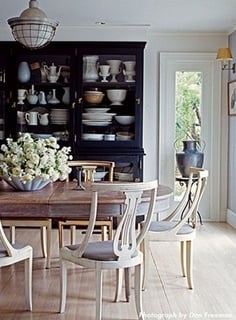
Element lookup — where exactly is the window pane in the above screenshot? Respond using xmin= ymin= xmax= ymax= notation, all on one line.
xmin=175 ymin=71 xmax=202 ymax=200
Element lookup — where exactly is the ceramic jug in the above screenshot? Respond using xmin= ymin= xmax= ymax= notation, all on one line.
xmin=25 ymin=111 xmax=38 ymax=126
xmin=38 ymin=113 xmax=49 ymax=126
xmin=83 ymin=55 xmax=99 ymax=82
xmin=44 ymin=63 xmax=62 ymax=83
xmin=27 ymin=93 xmax=38 ymax=105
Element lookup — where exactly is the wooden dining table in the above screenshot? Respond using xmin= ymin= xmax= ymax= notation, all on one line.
xmin=0 ymin=180 xmax=173 ymax=268
xmin=0 ymin=180 xmax=173 ymax=219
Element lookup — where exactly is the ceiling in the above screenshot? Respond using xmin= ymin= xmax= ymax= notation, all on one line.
xmin=1 ymin=0 xmax=236 ymax=34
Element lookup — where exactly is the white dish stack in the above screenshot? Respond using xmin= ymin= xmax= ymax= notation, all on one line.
xmin=50 ymin=109 xmax=69 ymax=125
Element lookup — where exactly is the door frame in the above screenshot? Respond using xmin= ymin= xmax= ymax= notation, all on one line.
xmin=158 ymin=52 xmax=227 ymax=221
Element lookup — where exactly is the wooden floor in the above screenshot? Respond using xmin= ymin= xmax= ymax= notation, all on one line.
xmin=0 ymin=222 xmax=236 ymax=320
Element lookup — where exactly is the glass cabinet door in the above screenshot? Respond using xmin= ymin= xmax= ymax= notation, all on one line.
xmin=11 ymin=46 xmax=75 ymax=146
xmin=78 ymin=51 xmax=140 ymax=147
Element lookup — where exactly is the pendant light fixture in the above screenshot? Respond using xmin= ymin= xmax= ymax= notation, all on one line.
xmin=7 ymin=0 xmax=59 ymax=50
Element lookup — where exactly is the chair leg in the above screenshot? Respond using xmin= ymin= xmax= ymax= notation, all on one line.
xmin=134 ymin=263 xmax=144 ymax=320
xmin=58 ymin=222 xmax=64 ymax=248
xmin=24 ymin=249 xmax=33 ymax=311
xmin=46 ymin=220 xmax=52 ymax=269
xmin=114 ymin=269 xmax=123 ymax=302
xmin=124 ymin=267 xmax=131 ymax=302
xmin=10 ymin=226 xmax=16 ymax=244
xmin=140 ymin=238 xmax=149 ymax=290
xmin=40 ymin=226 xmax=47 ymax=258
xmin=70 ymin=225 xmax=76 ymax=245
xmin=180 ymin=241 xmax=186 ymax=277
xmin=101 ymin=225 xmax=108 ymax=241
xmin=59 ymin=259 xmax=67 ymax=313
xmin=186 ymin=240 xmax=193 ymax=289
xmin=114 ymin=268 xmax=130 ymax=302
xmin=95 ymin=269 xmax=103 ymax=320
xmin=108 ymin=220 xmax=113 ymax=240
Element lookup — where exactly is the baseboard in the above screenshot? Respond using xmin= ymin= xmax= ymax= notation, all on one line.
xmin=227 ymin=209 xmax=236 ymax=229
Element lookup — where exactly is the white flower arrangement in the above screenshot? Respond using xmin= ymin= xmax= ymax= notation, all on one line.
xmin=0 ymin=133 xmax=72 ymax=183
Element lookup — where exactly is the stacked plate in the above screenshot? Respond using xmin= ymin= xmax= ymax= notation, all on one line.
xmin=85 ymin=108 xmax=110 ymax=113
xmin=82 ymin=111 xmax=116 ymax=126
xmin=50 ymin=108 xmax=69 ymax=125
xmin=82 ymin=133 xmax=104 ymax=141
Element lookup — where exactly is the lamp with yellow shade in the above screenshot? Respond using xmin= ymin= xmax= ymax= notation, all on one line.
xmin=216 ymin=47 xmax=235 ymax=73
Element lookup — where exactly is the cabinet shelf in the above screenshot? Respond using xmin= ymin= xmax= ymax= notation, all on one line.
xmin=83 ymin=82 xmax=135 ymax=89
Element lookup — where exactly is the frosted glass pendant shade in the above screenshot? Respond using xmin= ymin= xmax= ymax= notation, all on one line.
xmin=7 ymin=0 xmax=58 ymax=50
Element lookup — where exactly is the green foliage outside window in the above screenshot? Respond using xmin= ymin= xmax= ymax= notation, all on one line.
xmin=175 ymin=71 xmax=202 ymax=151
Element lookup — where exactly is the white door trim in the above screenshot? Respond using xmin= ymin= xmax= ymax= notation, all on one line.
xmin=159 ymin=52 xmax=225 ymax=221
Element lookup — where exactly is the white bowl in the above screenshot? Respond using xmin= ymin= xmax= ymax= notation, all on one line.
xmin=114 ymin=172 xmax=133 ymax=181
xmin=94 ymin=171 xmax=108 ymax=181
xmin=116 ymin=132 xmax=134 ymax=141
xmin=115 ymin=115 xmax=135 ymax=125
xmin=106 ymin=89 xmax=127 ymax=105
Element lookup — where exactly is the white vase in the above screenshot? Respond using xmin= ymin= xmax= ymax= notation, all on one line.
xmin=48 ymin=89 xmax=60 ymax=104
xmin=62 ymin=87 xmax=70 ymax=105
xmin=106 ymin=60 xmax=122 ymax=82
xmin=2 ymin=176 xmax=51 ymax=191
xmin=17 ymin=61 xmax=31 ymax=83
xmin=83 ymin=55 xmax=99 ymax=82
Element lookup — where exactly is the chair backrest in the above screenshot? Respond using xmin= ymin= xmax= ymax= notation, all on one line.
xmin=70 ymin=181 xmax=157 ymax=259
xmin=91 ymin=180 xmax=158 ymax=260
xmin=0 ymin=220 xmax=15 ymax=257
xmin=67 ymin=160 xmax=115 ymax=182
xmin=167 ymin=167 xmax=208 ymax=230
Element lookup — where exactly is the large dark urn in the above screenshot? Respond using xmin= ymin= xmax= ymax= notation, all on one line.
xmin=176 ymin=140 xmax=204 ymax=177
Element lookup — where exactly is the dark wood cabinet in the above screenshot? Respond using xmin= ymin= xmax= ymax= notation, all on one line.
xmin=0 ymin=41 xmax=146 ymax=181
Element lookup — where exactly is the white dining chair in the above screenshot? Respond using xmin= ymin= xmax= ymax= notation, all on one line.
xmin=59 ymin=180 xmax=158 ymax=320
xmin=0 ymin=220 xmax=33 ymax=311
xmin=141 ymin=167 xmax=208 ymax=290
xmin=1 ymin=219 xmax=51 ymax=268
xmin=58 ymin=160 xmax=115 ymax=247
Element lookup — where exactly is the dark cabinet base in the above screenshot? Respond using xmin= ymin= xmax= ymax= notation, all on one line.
xmin=74 ymin=148 xmax=144 ymax=182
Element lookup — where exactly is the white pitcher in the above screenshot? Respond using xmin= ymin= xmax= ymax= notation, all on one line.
xmin=25 ymin=111 xmax=38 ymax=126
xmin=38 ymin=113 xmax=49 ymax=126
